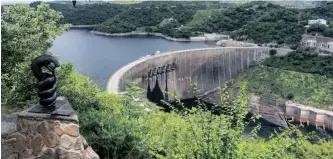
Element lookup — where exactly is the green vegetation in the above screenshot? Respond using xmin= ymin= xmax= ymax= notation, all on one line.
xmin=257 ymin=49 xmax=333 ymax=108
xmin=97 ymin=6 xmax=180 ymax=33
xmin=263 ymin=49 xmax=333 ymax=78
xmin=186 ymin=10 xmax=216 ymax=27
xmin=238 ymin=45 xmax=333 ymax=110
xmin=30 ymin=2 xmax=126 ymax=25
xmin=95 ymin=1 xmax=219 ymax=38
xmin=57 ymin=66 xmax=333 ymax=158
xmin=1 ymin=3 xmax=70 ymax=110
xmin=41 ymin=1 xmax=333 ymax=45
xmin=236 ymin=66 xmax=333 ymax=109
xmin=302 ymin=2 xmax=333 ymax=38
xmin=307 ymin=23 xmax=333 ymax=38
xmin=2 ymin=3 xmax=333 ymax=159
xmin=302 ymin=2 xmax=333 ymax=21
xmin=97 ymin=1 xmax=307 ymax=45
xmin=269 ymin=49 xmax=277 ymax=56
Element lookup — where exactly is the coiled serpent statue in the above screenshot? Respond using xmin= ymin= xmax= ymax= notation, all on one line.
xmin=31 ymin=55 xmax=60 ymax=107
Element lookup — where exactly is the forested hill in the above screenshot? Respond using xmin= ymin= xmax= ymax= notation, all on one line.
xmin=29 ymin=1 xmax=127 ymax=25
xmin=29 ymin=1 xmax=223 ymax=25
xmin=31 ymin=1 xmax=333 ymax=45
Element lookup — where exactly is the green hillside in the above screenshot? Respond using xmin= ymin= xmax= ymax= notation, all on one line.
xmin=236 ymin=66 xmax=333 ymax=109
xmin=186 ymin=9 xmax=217 ymax=27
xmin=263 ymin=49 xmax=333 ymax=78
xmin=34 ymin=1 xmax=333 ymax=46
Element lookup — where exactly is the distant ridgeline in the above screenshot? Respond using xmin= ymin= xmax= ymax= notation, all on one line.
xmin=231 ymin=1 xmax=327 ymax=9
xmin=28 ymin=1 xmax=333 ymax=46
xmin=271 ymin=1 xmax=327 ymax=9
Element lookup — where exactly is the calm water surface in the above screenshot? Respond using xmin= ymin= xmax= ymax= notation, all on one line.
xmin=50 ymin=29 xmax=217 ymax=89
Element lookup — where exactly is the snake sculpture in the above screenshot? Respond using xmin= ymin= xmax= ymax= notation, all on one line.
xmin=31 ymin=55 xmax=60 ymax=108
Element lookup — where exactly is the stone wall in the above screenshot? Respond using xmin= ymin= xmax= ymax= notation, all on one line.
xmin=1 ymin=110 xmax=99 ymax=159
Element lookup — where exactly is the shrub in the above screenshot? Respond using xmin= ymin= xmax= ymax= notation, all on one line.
xmin=235 ymin=66 xmax=333 ymax=109
xmin=307 ymin=24 xmax=327 ymax=33
xmin=290 ymin=44 xmax=299 ymax=50
xmin=277 ymin=40 xmax=284 ymax=45
xmin=73 ymin=78 xmax=333 ymax=159
xmin=263 ymin=48 xmax=333 ymax=78
xmin=269 ymin=49 xmax=277 ymax=56
xmin=57 ymin=63 xmax=101 ymax=112
xmin=58 ymin=65 xmax=156 ymax=158
xmin=287 ymin=93 xmax=294 ymax=100
xmin=1 ymin=3 xmax=70 ymax=109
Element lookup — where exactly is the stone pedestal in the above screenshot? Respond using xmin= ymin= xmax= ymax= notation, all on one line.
xmin=2 ymin=110 xmax=99 ymax=159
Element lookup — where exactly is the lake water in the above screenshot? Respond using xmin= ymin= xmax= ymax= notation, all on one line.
xmin=49 ymin=29 xmax=217 ymax=89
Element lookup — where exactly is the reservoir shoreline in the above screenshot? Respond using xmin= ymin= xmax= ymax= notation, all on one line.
xmin=91 ymin=30 xmax=229 ymax=42
xmin=50 ymin=29 xmax=217 ymax=89
xmin=70 ymin=25 xmax=97 ymax=29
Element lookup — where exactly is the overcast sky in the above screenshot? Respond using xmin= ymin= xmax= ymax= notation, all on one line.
xmin=2 ymin=0 xmax=50 ymax=5
xmin=1 ymin=0 xmax=103 ymax=5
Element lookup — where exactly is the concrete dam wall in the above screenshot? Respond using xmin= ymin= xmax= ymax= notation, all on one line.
xmin=107 ymin=47 xmax=280 ymax=101
xmin=285 ymin=101 xmax=333 ymax=131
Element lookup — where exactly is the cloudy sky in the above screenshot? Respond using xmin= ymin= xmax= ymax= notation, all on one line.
xmin=2 ymin=0 xmax=320 ymax=5
xmin=2 ymin=0 xmax=50 ymax=5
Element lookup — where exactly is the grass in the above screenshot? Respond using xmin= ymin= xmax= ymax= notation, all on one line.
xmin=235 ymin=65 xmax=333 ymax=110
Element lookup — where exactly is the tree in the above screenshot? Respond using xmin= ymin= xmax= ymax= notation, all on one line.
xmin=323 ymin=28 xmax=333 ymax=38
xmin=1 ymin=3 xmax=70 ymax=108
xmin=269 ymin=49 xmax=277 ymax=56
xmin=307 ymin=23 xmax=327 ymax=33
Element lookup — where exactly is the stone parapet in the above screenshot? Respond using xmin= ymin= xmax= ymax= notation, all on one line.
xmin=1 ymin=110 xmax=99 ymax=159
